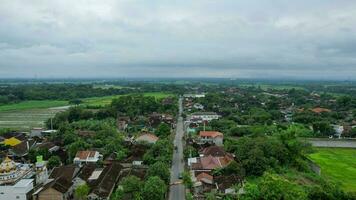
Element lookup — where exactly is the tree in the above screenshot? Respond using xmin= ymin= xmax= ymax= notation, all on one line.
xmin=75 ymin=183 xmax=90 ymax=200
xmin=47 ymin=156 xmax=61 ymax=169
xmin=142 ymin=176 xmax=167 ymax=200
xmin=69 ymin=99 xmax=83 ymax=105
xmin=155 ymin=123 xmax=171 ymax=138
xmin=113 ymin=175 xmax=144 ymax=199
xmin=146 ymin=161 xmax=170 ymax=184
xmin=182 ymin=171 xmax=193 ymax=189
xmin=258 ymin=173 xmax=307 ymax=200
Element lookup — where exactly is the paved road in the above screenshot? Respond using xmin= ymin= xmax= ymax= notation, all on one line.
xmin=169 ymin=97 xmax=185 ymax=200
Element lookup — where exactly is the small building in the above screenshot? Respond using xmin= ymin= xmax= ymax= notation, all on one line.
xmin=33 ymin=165 xmax=79 ymax=200
xmin=184 ymin=94 xmax=206 ymax=98
xmin=200 ymin=146 xmax=232 ymax=157
xmin=135 ymin=133 xmax=159 ymax=144
xmin=189 ymin=155 xmax=233 ymax=172
xmin=30 ymin=128 xmax=44 ymax=138
xmin=189 ymin=112 xmax=220 ymax=123
xmin=0 ymin=179 xmax=34 ymax=200
xmin=88 ymin=162 xmax=122 ymax=200
xmin=199 ymin=131 xmax=224 ymax=146
xmin=73 ymin=151 xmax=102 ymax=166
xmin=193 ymin=103 xmax=204 ymax=110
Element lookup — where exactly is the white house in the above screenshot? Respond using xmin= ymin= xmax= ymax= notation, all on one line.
xmin=73 ymin=151 xmax=102 ymax=165
xmin=199 ymin=131 xmax=224 ymax=146
xmin=184 ymin=94 xmax=206 ymax=98
xmin=0 ymin=179 xmax=34 ymax=200
xmin=189 ymin=112 xmax=220 ymax=123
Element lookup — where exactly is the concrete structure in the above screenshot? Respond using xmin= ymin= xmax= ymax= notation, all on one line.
xmin=0 ymin=179 xmax=34 ymax=200
xmin=0 ymin=157 xmax=33 ymax=185
xmin=73 ymin=151 xmax=102 ymax=166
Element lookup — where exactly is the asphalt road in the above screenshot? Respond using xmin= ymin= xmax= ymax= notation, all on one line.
xmin=169 ymin=97 xmax=185 ymax=200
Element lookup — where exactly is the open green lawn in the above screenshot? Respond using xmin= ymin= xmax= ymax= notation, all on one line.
xmin=308 ymin=147 xmax=356 ymax=192
xmin=0 ymin=100 xmax=68 ymax=112
xmin=82 ymin=92 xmax=174 ymax=107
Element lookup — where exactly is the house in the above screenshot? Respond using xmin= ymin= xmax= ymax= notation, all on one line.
xmin=196 ymin=172 xmax=213 ymax=185
xmin=73 ymin=151 xmax=102 ymax=166
xmin=149 ymin=112 xmax=174 ymax=127
xmin=199 ymin=131 xmax=224 ymax=146
xmin=189 ymin=155 xmax=233 ymax=172
xmin=311 ymin=107 xmax=331 ymax=114
xmin=193 ymin=103 xmax=204 ymax=110
xmin=189 ymin=112 xmax=220 ymax=123
xmin=33 ymin=165 xmax=79 ymax=200
xmin=35 ymin=142 xmax=60 ymax=153
xmin=88 ymin=162 xmax=122 ymax=200
xmin=135 ymin=133 xmax=159 ymax=144
xmin=200 ymin=146 xmax=232 ymax=157
xmin=10 ymin=139 xmax=37 ymax=157
xmin=0 ymin=179 xmax=34 ymax=200
xmin=77 ymin=130 xmax=95 ymax=138
xmin=184 ymin=94 xmax=206 ymax=98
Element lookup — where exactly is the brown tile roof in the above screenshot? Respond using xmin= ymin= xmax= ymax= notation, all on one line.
xmin=311 ymin=107 xmax=331 ymax=113
xmin=201 ymin=146 xmax=228 ymax=157
xmin=78 ymin=164 xmax=97 ymax=181
xmin=196 ymin=172 xmax=213 ymax=184
xmin=42 ymin=165 xmax=78 ymax=194
xmin=200 ymin=155 xmax=222 ymax=170
xmin=75 ymin=150 xmax=97 ymax=160
xmin=90 ymin=161 xmax=122 ymax=198
xmin=199 ymin=131 xmax=223 ymax=138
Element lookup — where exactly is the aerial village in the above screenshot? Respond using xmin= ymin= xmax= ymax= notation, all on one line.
xmin=1 ymin=84 xmax=356 ymax=200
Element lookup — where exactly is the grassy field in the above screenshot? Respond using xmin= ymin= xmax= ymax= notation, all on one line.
xmin=82 ymin=92 xmax=174 ymax=107
xmin=308 ymin=147 xmax=356 ymax=192
xmin=0 ymin=100 xmax=68 ymax=112
xmin=0 ymin=107 xmax=67 ymax=129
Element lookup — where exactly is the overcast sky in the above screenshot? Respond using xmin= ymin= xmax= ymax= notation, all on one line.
xmin=1 ymin=0 xmax=356 ymax=79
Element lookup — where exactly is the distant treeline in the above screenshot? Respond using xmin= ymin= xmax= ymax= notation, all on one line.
xmin=0 ymin=84 xmax=137 ymax=105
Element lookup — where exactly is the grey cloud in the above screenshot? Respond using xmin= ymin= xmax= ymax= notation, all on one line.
xmin=0 ymin=0 xmax=356 ymax=79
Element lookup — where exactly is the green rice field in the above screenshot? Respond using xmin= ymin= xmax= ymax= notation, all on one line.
xmin=308 ymin=147 xmax=356 ymax=192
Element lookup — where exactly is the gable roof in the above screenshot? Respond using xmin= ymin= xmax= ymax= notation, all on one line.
xmin=196 ymin=172 xmax=213 ymax=184
xmin=40 ymin=165 xmax=78 ymax=194
xmin=75 ymin=151 xmax=97 ymax=160
xmin=11 ymin=140 xmax=36 ymax=156
xmin=4 ymin=137 xmax=22 ymax=147
xmin=199 ymin=131 xmax=223 ymax=138
xmin=89 ymin=161 xmax=122 ymax=198
xmin=201 ymin=146 xmax=227 ymax=157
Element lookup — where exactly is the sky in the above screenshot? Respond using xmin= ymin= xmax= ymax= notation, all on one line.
xmin=0 ymin=0 xmax=356 ymax=80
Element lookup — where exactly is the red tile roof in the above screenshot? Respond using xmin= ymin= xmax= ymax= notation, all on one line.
xmin=199 ymin=131 xmax=223 ymax=138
